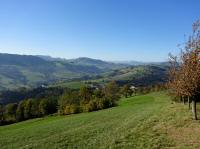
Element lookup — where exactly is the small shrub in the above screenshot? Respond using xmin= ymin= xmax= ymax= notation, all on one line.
xmin=64 ymin=105 xmax=71 ymax=115
xmin=70 ymin=104 xmax=80 ymax=114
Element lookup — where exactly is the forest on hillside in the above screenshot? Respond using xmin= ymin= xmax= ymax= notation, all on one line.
xmin=0 ymin=80 xmax=166 ymax=126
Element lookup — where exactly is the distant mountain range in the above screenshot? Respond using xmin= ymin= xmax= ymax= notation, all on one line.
xmin=0 ymin=53 xmax=127 ymax=90
xmin=112 ymin=60 xmax=169 ymax=66
xmin=0 ymin=53 xmax=169 ymax=91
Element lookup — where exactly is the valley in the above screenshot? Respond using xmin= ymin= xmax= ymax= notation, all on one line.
xmin=0 ymin=53 xmax=168 ymax=91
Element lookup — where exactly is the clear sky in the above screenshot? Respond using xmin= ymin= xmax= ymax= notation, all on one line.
xmin=0 ymin=0 xmax=199 ymax=62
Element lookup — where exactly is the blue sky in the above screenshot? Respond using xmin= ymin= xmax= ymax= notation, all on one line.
xmin=0 ymin=0 xmax=199 ymax=62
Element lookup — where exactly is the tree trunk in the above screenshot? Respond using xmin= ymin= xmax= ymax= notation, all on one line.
xmin=188 ymin=96 xmax=191 ymax=110
xmin=182 ymin=96 xmax=186 ymax=105
xmin=180 ymin=96 xmax=182 ymax=102
xmin=183 ymin=97 xmax=186 ymax=105
xmin=192 ymin=100 xmax=197 ymax=120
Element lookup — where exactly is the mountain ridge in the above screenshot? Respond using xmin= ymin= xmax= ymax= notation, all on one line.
xmin=0 ymin=53 xmax=126 ymax=90
xmin=0 ymin=53 xmax=168 ymax=91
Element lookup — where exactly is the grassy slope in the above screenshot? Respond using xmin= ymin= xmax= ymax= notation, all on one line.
xmin=0 ymin=92 xmax=200 ymax=149
xmin=51 ymin=65 xmax=167 ymax=89
xmin=51 ymin=81 xmax=85 ymax=89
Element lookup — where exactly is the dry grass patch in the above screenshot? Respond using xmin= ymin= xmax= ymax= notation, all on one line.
xmin=154 ymin=101 xmax=200 ymax=149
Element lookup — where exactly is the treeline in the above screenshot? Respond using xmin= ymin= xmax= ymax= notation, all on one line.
xmin=0 ymin=87 xmax=64 ymax=105
xmin=0 ymin=81 xmax=166 ymax=125
xmin=120 ymin=83 xmax=166 ymax=98
xmin=58 ymin=81 xmax=120 ymax=115
xmin=0 ymin=81 xmax=121 ymax=125
xmin=136 ymin=84 xmax=167 ymax=95
xmin=0 ymin=98 xmax=57 ymax=125
xmin=168 ymin=20 xmax=200 ymax=120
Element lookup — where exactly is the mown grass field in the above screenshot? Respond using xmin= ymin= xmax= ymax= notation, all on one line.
xmin=1 ymin=92 xmax=200 ymax=149
xmin=51 ymin=81 xmax=85 ymax=89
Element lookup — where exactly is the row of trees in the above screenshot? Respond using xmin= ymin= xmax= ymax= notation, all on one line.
xmin=120 ymin=83 xmax=166 ymax=97
xmin=0 ymin=80 xmax=167 ymax=125
xmin=58 ymin=81 xmax=121 ymax=115
xmin=0 ymin=87 xmax=64 ymax=105
xmin=168 ymin=20 xmax=200 ymax=120
xmin=0 ymin=81 xmax=121 ymax=125
xmin=0 ymin=98 xmax=57 ymax=124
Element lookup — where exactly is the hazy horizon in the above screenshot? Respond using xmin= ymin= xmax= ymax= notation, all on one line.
xmin=0 ymin=52 xmax=169 ymax=63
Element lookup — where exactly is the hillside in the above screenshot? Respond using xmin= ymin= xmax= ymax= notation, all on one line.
xmin=0 ymin=92 xmax=199 ymax=149
xmin=0 ymin=53 xmax=168 ymax=91
xmin=66 ymin=57 xmax=127 ymax=70
xmin=54 ymin=65 xmax=168 ymax=89
xmin=0 ymin=53 xmax=126 ymax=90
xmin=100 ymin=65 xmax=168 ymax=86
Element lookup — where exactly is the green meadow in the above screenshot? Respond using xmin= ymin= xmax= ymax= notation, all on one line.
xmin=1 ymin=92 xmax=199 ymax=149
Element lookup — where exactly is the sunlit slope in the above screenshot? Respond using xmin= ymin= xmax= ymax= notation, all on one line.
xmin=1 ymin=92 xmax=198 ymax=149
